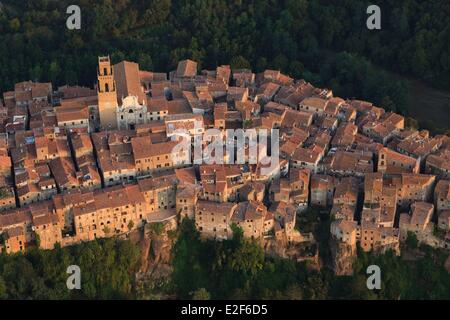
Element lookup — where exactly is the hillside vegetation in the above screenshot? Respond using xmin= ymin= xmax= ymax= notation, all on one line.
xmin=0 ymin=0 xmax=449 ymax=130
xmin=1 ymin=220 xmax=449 ymax=299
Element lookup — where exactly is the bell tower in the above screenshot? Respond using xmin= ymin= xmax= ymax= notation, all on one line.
xmin=97 ymin=56 xmax=118 ymax=129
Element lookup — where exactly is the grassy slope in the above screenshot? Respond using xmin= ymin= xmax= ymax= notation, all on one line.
xmin=407 ymin=79 xmax=450 ymax=130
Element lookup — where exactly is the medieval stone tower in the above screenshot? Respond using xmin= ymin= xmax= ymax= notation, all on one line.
xmin=97 ymin=56 xmax=118 ymax=129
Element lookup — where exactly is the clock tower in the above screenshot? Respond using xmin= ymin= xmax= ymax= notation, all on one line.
xmin=97 ymin=56 xmax=118 ymax=130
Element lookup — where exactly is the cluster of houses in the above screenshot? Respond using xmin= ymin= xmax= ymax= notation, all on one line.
xmin=0 ymin=56 xmax=448 ymax=257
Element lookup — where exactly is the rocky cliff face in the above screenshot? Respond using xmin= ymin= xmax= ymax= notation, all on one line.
xmin=264 ymin=237 xmax=286 ymax=257
xmin=264 ymin=237 xmax=321 ymax=270
xmin=135 ymin=218 xmax=177 ymax=297
xmin=445 ymin=255 xmax=450 ymax=274
xmin=330 ymin=237 xmax=356 ymax=275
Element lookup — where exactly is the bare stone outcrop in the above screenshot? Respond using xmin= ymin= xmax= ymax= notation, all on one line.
xmin=135 ymin=218 xmax=177 ymax=298
xmin=330 ymin=237 xmax=356 ymax=275
xmin=445 ymin=255 xmax=450 ymax=274
xmin=264 ymin=236 xmax=321 ymax=270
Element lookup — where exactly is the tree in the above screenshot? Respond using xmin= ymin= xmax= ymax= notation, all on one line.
xmin=35 ymin=234 xmax=41 ymax=247
xmin=192 ymin=287 xmax=211 ymax=300
xmin=229 ymin=242 xmax=264 ymax=275
xmin=284 ymin=283 xmax=303 ymax=300
xmin=381 ymin=96 xmax=396 ymax=112
xmin=9 ymin=18 xmax=20 ymax=31
xmin=230 ymin=56 xmax=251 ymax=70
xmin=149 ymin=222 xmax=164 ymax=236
xmin=289 ymin=61 xmax=304 ymax=79
xmin=0 ymin=275 xmax=7 ymax=299
xmin=272 ymin=54 xmax=288 ymax=71
xmin=48 ymin=61 xmax=61 ymax=84
xmin=138 ymin=53 xmax=153 ymax=71
xmin=412 ymin=47 xmax=428 ymax=77
xmin=405 ymin=117 xmax=419 ymax=130
xmin=256 ymin=57 xmax=268 ymax=72
xmin=243 ymin=119 xmax=253 ymax=128
xmin=30 ymin=65 xmax=43 ymax=82
xmin=406 ymin=232 xmax=419 ymax=249
xmin=103 ymin=226 xmax=111 ymax=235
xmin=142 ymin=0 xmax=171 ymax=25
xmin=127 ymin=220 xmax=134 ymax=231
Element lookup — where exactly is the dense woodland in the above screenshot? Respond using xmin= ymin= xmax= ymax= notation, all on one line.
xmin=0 ymin=0 xmax=449 ymax=125
xmin=0 ymin=238 xmax=140 ymax=299
xmin=0 ymin=0 xmax=449 ymax=299
xmin=169 ymin=219 xmax=450 ymax=300
xmin=1 ymin=219 xmax=449 ymax=299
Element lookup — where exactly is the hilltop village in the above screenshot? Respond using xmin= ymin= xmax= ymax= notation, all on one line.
xmin=0 ymin=56 xmax=449 ymax=273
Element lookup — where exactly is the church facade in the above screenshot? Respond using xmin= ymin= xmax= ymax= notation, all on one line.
xmin=117 ymin=95 xmax=150 ymax=130
xmin=97 ymin=56 xmax=168 ymax=131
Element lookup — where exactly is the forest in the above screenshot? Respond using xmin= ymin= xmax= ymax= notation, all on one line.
xmin=0 ymin=238 xmax=140 ymax=299
xmin=1 ymin=219 xmax=449 ymax=299
xmin=169 ymin=219 xmax=450 ymax=300
xmin=0 ymin=0 xmax=449 ymax=130
xmin=0 ymin=0 xmax=449 ymax=300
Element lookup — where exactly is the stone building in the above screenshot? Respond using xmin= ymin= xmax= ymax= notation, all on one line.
xmin=435 ymin=179 xmax=450 ymax=213
xmin=378 ymin=147 xmax=420 ymax=174
xmin=231 ymin=201 xmax=268 ymax=239
xmin=132 ymin=138 xmax=189 ymax=176
xmin=330 ymin=219 xmax=357 ymax=246
xmin=176 ymin=183 xmax=200 ymax=219
xmin=1 ymin=226 xmax=26 ymax=254
xmin=73 ymin=185 xmax=148 ymax=241
xmin=310 ymin=174 xmax=335 ymax=207
xmin=195 ymin=200 xmax=237 ymax=240
xmin=399 ymin=202 xmax=442 ymax=248
xmin=97 ymin=56 xmax=118 ymax=129
xmin=138 ymin=174 xmax=178 ymax=212
xmin=32 ymin=213 xmax=63 ymax=250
